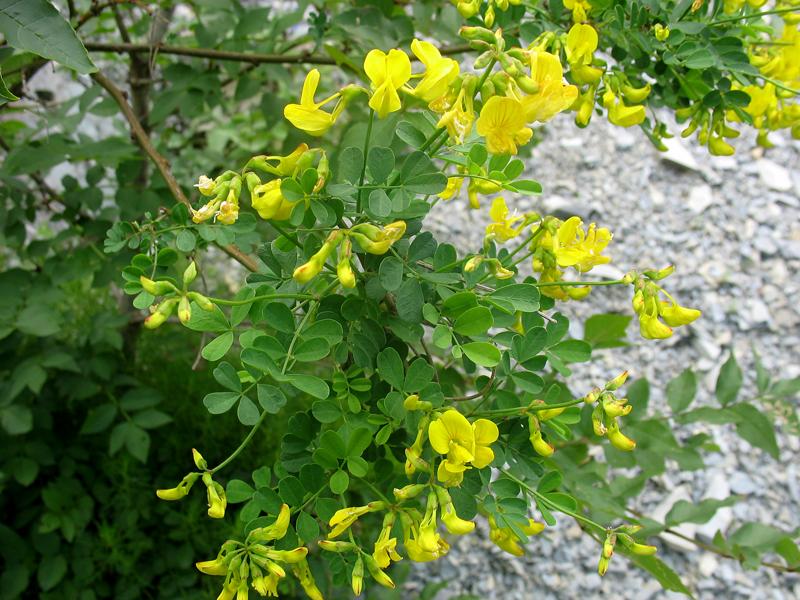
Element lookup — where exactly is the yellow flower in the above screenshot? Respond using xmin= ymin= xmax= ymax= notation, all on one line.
xmin=250 ymin=179 xmax=285 ymax=220
xmin=249 ymin=144 xmax=310 ymax=177
xmin=488 ymin=515 xmax=545 ymax=556
xmin=438 ymin=176 xmax=464 ymax=200
xmin=553 ymin=216 xmax=612 ymax=272
xmin=429 ymin=409 xmax=475 ymax=472
xmin=249 ymin=504 xmax=291 ymax=543
xmin=328 ymin=502 xmax=383 ymax=538
xmin=476 ymin=96 xmax=533 ymax=155
xmin=284 ymin=69 xmax=347 ymax=136
xmin=566 ymin=23 xmax=599 ymax=66
xmin=373 ymin=524 xmax=403 ymax=568
xmin=292 ymin=559 xmax=324 ymax=600
xmin=436 ymin=87 xmax=476 ymax=143
xmin=635 ymin=294 xmax=673 ymax=339
xmin=486 ymin=197 xmax=526 ymax=242
xmin=471 ymin=418 xmax=499 ymax=468
xmin=410 ymin=39 xmax=459 ymax=103
xmin=156 ymin=472 xmax=199 ymax=501
xmin=602 ymin=89 xmax=646 ymax=128
xmin=523 ymin=51 xmax=579 ymax=123
xmin=658 ymin=301 xmax=701 ymax=327
xmin=440 ymin=500 xmax=475 ymax=535
xmin=194 ymin=175 xmax=216 ymax=196
xmin=364 ymin=48 xmax=412 ymax=118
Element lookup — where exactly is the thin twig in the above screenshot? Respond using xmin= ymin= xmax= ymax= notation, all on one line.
xmin=84 ymin=41 xmax=472 ymax=65
xmin=91 ymin=70 xmax=260 ymax=272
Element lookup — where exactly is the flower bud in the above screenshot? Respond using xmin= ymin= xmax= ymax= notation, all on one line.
xmin=394 ymin=483 xmax=427 ymax=500
xmin=607 ymin=421 xmax=636 ymax=451
xmin=474 ymin=50 xmax=495 ymax=70
xmin=183 ymin=261 xmax=198 ymax=287
xmin=457 ymin=0 xmax=481 ymax=19
xmin=192 ymin=448 xmax=208 ymax=470
xmin=351 ymin=556 xmax=364 ymax=596
xmin=140 ymin=276 xmax=177 ymax=296
xmin=597 ymin=554 xmax=610 ymax=576
xmin=194 ymin=175 xmax=217 ymax=196
xmin=293 ymin=257 xmax=324 ymax=284
xmin=203 ymin=474 xmax=227 ymax=519
xmin=364 ymin=554 xmax=395 ymax=589
xmin=709 ymin=135 xmax=735 ymax=156
xmin=156 ymin=472 xmax=200 ymax=501
xmin=538 ymin=406 xmax=565 ymax=421
xmin=459 ymin=25 xmax=496 ymax=44
xmin=658 ymin=302 xmax=701 ymax=327
xmin=144 ymin=298 xmax=179 ymax=329
xmin=591 ymin=405 xmax=606 ymax=436
xmin=318 ymin=540 xmax=356 ymax=553
xmin=605 ymin=371 xmax=629 ymax=391
xmin=642 ymin=265 xmax=674 ymax=281
xmin=187 ymin=292 xmax=215 ymax=312
xmin=620 ymin=83 xmax=651 ymax=104
xmin=178 ymin=296 xmax=192 ymax=324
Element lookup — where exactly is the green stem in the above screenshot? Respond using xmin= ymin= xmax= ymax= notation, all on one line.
xmin=357 ymin=109 xmax=375 ymax=214
xmin=710 ymin=6 xmax=799 ymax=25
xmin=758 ymin=75 xmax=800 ymax=96
xmin=209 ymin=293 xmax=313 ymax=306
xmin=533 ymin=279 xmax=625 ymax=288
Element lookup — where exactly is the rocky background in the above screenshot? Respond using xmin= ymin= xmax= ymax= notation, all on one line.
xmin=413 ymin=114 xmax=800 ymax=599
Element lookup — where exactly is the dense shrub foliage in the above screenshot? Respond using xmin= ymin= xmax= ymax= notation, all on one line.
xmin=1 ymin=1 xmax=798 ymax=598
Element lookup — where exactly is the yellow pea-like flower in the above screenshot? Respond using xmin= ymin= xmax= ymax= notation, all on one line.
xmin=364 ymin=48 xmax=412 ymax=118
xmin=566 ymin=23 xmax=599 ymax=66
xmin=658 ymin=301 xmax=701 ymax=327
xmin=284 ymin=69 xmax=347 ymax=136
xmin=476 ymin=96 xmax=533 ymax=155
xmin=523 ymin=51 xmax=579 ymax=123
xmin=602 ymin=90 xmax=646 ymax=128
xmin=486 ymin=197 xmax=526 ymax=242
xmin=410 ymin=39 xmax=460 ymax=103
xmin=553 ymin=216 xmax=613 ymax=273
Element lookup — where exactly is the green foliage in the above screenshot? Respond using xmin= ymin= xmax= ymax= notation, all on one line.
xmin=1 ymin=1 xmax=798 ymax=598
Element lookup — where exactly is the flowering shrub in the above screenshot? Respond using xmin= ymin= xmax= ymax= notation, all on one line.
xmin=1 ymin=0 xmax=798 ymax=598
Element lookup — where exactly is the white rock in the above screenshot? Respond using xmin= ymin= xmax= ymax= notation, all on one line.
xmin=730 ymin=472 xmax=759 ymax=495
xmin=756 ymin=159 xmax=793 ymax=192
xmin=698 ymin=553 xmax=719 ymax=578
xmin=661 ymin=136 xmax=700 ymax=171
xmin=688 ymin=184 xmax=715 ymax=214
xmin=697 ymin=471 xmax=734 ymax=539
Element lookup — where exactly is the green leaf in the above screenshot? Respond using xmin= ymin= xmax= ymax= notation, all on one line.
xmin=489 ymin=284 xmax=540 ymax=312
xmin=377 ymin=347 xmax=405 ymax=390
xmin=667 ymin=369 xmax=697 ymax=413
xmin=176 ymin=229 xmax=196 ymax=252
xmin=303 ymin=319 xmax=343 ymax=345
xmin=395 ymin=278 xmax=423 ymax=322
xmin=320 ymin=430 xmax=346 ymax=458
xmin=367 ymin=146 xmax=395 ymax=183
xmin=730 ymin=403 xmax=779 ymax=459
xmin=346 ymin=427 xmax=373 ymax=457
xmin=511 ymin=327 xmax=547 ymax=363
xmin=312 ymin=399 xmax=341 ymax=423
xmin=1 ymin=404 xmax=33 ymax=434
xmin=132 ymin=409 xmax=172 ymax=429
xmin=257 ymin=384 xmax=287 ymax=414
xmin=213 ymin=361 xmax=241 ymax=392
xmin=379 ymin=256 xmax=404 ymax=292
xmin=462 ymin=342 xmax=501 ymax=367
xmin=368 ymin=189 xmax=392 ymax=217
xmin=0 ymin=0 xmax=96 ymax=73
xmin=203 ymin=391 xmax=241 ymax=414
xmin=329 ymin=469 xmax=349 ymax=494
xmin=715 ymin=351 xmax=742 ymax=406
xmin=37 ymin=555 xmax=68 ymax=591
xmin=404 ymin=358 xmax=434 ymax=393
xmin=288 ymin=374 xmax=329 ymax=399
xmin=583 ymin=313 xmax=631 ymax=348
xmin=293 ymin=338 xmax=331 ymax=362
xmin=296 ymin=511 xmax=320 ymax=542
xmin=80 ymin=404 xmax=117 ymax=434
xmin=0 ymin=66 xmax=19 ymax=102
xmin=453 ymin=306 xmax=494 ymax=337
xmin=278 ymin=476 xmax=305 ymax=505
xmin=202 ymin=331 xmax=234 ymax=361
xmin=226 ymin=479 xmax=255 ymax=503
xmin=548 ymin=340 xmax=591 ymax=363
xmin=628 ymin=555 xmax=692 ymax=597
xmin=339 ymin=147 xmax=364 ymax=184
xmin=665 ymin=497 xmax=738 ymax=526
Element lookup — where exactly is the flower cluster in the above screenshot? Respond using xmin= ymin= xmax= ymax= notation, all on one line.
xmin=629 ymin=267 xmax=702 ymax=340
xmin=139 ymin=261 xmax=215 ymax=329
xmin=156 ymin=449 xmax=227 ymax=518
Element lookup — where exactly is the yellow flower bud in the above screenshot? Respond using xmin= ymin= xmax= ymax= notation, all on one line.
xmin=607 ymin=421 xmax=636 ymax=451
xmin=351 ymin=556 xmax=364 ymax=596
xmin=318 ymin=540 xmax=356 ymax=552
xmin=630 ymin=542 xmax=658 ymax=555
xmin=144 ymin=298 xmax=178 ymax=329
xmin=531 ymin=435 xmax=555 ymax=457
xmin=394 ymin=483 xmax=427 ymax=500
xmin=187 ymin=292 xmax=215 ymax=312
xmin=464 ymin=256 xmax=483 ymax=272
xmin=156 ymin=472 xmax=200 ymax=501
xmin=195 ymin=557 xmax=229 ymax=576
xmin=194 ymin=175 xmax=217 ymax=196
xmin=140 ymin=276 xmax=177 ymax=296
xmin=658 ymin=302 xmax=701 ymax=327
xmin=591 ymin=405 xmax=607 ymax=436
xmin=642 ymin=265 xmax=674 ymax=280
xmin=654 ymin=23 xmax=670 ymax=41
xmin=203 ymin=475 xmax=227 ymax=519
xmin=364 ymin=554 xmax=395 ymax=589
xmin=605 ymin=371 xmax=629 ymax=391
xmin=178 ymin=296 xmax=192 ymax=324
xmin=192 ymin=448 xmax=208 ymax=470
xmin=709 ymin=135 xmax=735 ymax=156
xmin=337 ymin=260 xmax=356 ymax=289
xmin=293 ymin=257 xmax=324 ymax=284
xmin=183 ymin=261 xmax=198 ymax=287
xmin=523 ymin=519 xmax=546 ymax=535
xmin=620 ymin=83 xmax=651 ymax=104
xmin=598 ymin=554 xmax=610 ymax=576
xmin=538 ymin=406 xmax=566 ymax=421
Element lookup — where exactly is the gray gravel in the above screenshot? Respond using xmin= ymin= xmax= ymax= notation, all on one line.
xmin=413 ymin=114 xmax=800 ymax=599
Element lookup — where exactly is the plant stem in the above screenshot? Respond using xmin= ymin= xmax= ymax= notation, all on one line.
xmin=357 ymin=110 xmax=375 ymax=214
xmin=710 ymin=6 xmax=799 ymax=25
xmin=209 ymin=293 xmax=313 ymax=306
xmin=533 ymin=279 xmax=625 ymax=288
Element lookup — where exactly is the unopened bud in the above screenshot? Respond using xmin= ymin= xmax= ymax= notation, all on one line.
xmin=192 ymin=448 xmax=208 ymax=470
xmin=187 ymin=292 xmax=215 ymax=312
xmin=605 ymin=371 xmax=629 ymax=391
xmin=178 ymin=296 xmax=192 ymax=324
xmin=459 ymin=25 xmax=496 ymax=44
xmin=183 ymin=261 xmax=198 ymax=286
xmin=140 ymin=276 xmax=177 ymax=296
xmin=394 ymin=484 xmax=427 ymax=500
xmin=156 ymin=472 xmax=200 ymax=501
xmin=318 ymin=540 xmax=356 ymax=553
xmin=144 ymin=298 xmax=179 ymax=329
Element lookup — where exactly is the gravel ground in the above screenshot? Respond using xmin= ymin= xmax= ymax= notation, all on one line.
xmin=412 ymin=114 xmax=800 ymax=599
